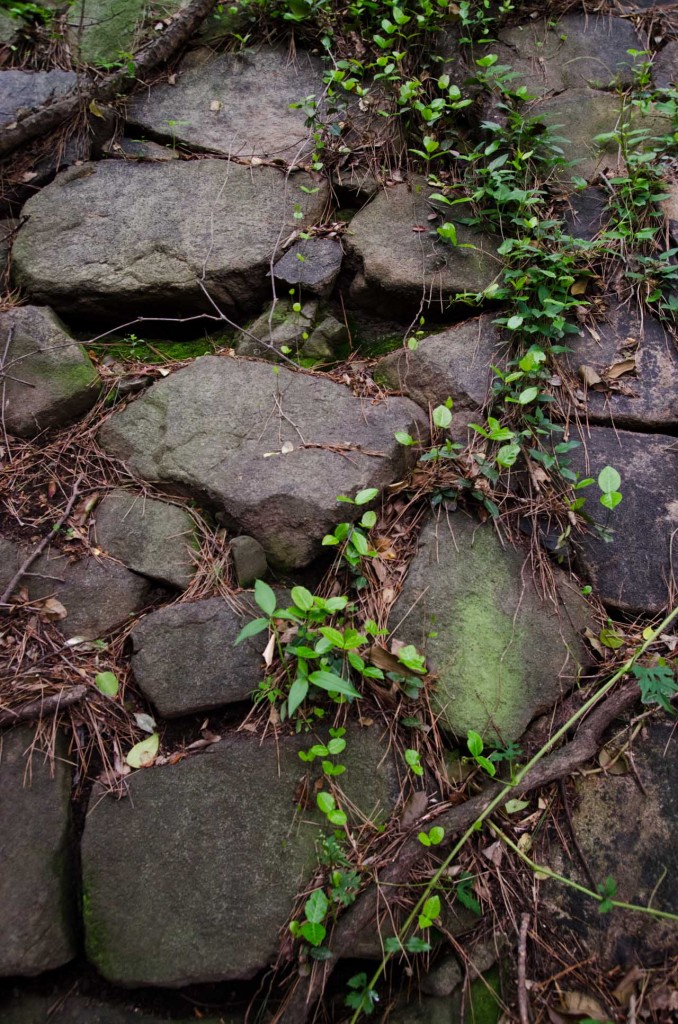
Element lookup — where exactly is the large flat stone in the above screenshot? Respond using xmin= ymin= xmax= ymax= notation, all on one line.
xmin=562 ymin=306 xmax=678 ymax=431
xmin=569 ymin=426 xmax=678 ymax=614
xmin=375 ymin=314 xmax=506 ymax=431
xmin=67 ymin=0 xmax=148 ymax=66
xmin=27 ymin=549 xmax=155 ymax=639
xmin=346 ymin=179 xmax=499 ymax=317
xmin=0 ymin=70 xmax=78 ymax=130
xmin=12 ymin=161 xmax=329 ymax=319
xmin=94 ymin=489 xmax=197 ymax=590
xmin=494 ymin=15 xmax=641 ymax=97
xmin=81 ymin=727 xmax=398 ymax=985
xmin=98 ymin=356 xmax=427 ymax=569
xmin=390 ymin=514 xmax=590 ymax=744
xmin=546 ymin=722 xmax=678 ymax=967
xmin=0 ymin=728 xmax=75 ymax=976
xmin=130 ymin=596 xmax=269 ymax=717
xmin=1 ymin=306 xmax=100 ymax=437
xmin=127 ymin=47 xmax=323 ymax=162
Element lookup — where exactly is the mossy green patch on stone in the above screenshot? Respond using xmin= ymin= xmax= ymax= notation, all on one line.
xmin=390 ymin=514 xmax=590 ymax=744
xmin=468 ymin=967 xmax=502 ymax=1024
xmin=89 ymin=336 xmax=221 ymax=365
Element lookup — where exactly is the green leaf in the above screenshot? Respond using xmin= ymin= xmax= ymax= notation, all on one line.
xmin=309 ymin=671 xmax=361 ymax=699
xmin=633 ymin=662 xmax=678 ymax=714
xmin=300 ymin=921 xmax=326 ymax=946
xmin=496 ymin=443 xmax=520 ymax=468
xmin=600 ymin=491 xmax=622 ymax=510
xmin=350 ymin=529 xmax=370 ymax=556
xmin=417 ymin=831 xmax=431 ymax=846
xmin=428 ymin=826 xmax=444 ymax=845
xmin=384 ymin=937 xmax=404 ymax=954
xmin=432 ymin=404 xmax=453 ymax=429
xmin=254 ymin=579 xmax=277 ymax=616
xmin=422 ymin=895 xmax=440 ymax=921
xmin=291 ymin=586 xmax=314 ymax=611
xmin=360 ymin=510 xmax=377 ymax=529
xmin=317 ymin=791 xmax=336 ymax=814
xmin=597 ymin=466 xmax=621 ymax=494
xmin=504 ymin=799 xmax=529 ymax=814
xmin=327 ymin=737 xmax=346 ymax=755
xmin=467 ymin=730 xmax=483 ymax=758
xmin=94 ymin=671 xmax=118 ymax=697
xmin=234 ymin=617 xmax=269 ymax=645
xmin=319 ymin=626 xmax=346 ymax=648
xmin=517 ymin=386 xmax=539 ymax=405
xmin=305 ymin=888 xmax=329 ymax=924
xmin=599 ymin=628 xmax=624 ymax=650
xmin=322 ymin=534 xmax=340 ymax=546
xmin=328 ymin=808 xmax=348 ymax=826
xmin=477 ymin=755 xmax=496 ymax=777
xmin=354 ymin=487 xmax=379 ymax=505
xmin=126 ymin=733 xmax=159 ymax=769
xmin=405 ymin=936 xmax=431 ymax=953
xmin=506 ymin=315 xmax=524 ymax=330
xmin=288 ymin=677 xmax=309 ymax=716
xmin=395 ymin=431 xmax=414 ymax=446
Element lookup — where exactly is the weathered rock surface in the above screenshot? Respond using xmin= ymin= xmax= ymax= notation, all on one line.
xmin=12 ymin=162 xmax=329 ymax=319
xmin=127 ymin=47 xmax=323 ymax=161
xmin=94 ymin=489 xmax=197 ymax=590
xmin=546 ymin=722 xmax=678 ymax=966
xmin=534 ymin=91 xmax=671 ymax=187
xmin=390 ymin=514 xmax=590 ymax=743
xmin=0 ymin=69 xmax=78 ymax=130
xmin=130 ymin=595 xmax=269 ymax=716
xmin=563 ymin=187 xmax=609 ymax=240
xmin=238 ymin=299 xmax=318 ymax=359
xmin=653 ymin=40 xmax=678 ymax=91
xmin=375 ymin=315 xmax=506 ymax=430
xmin=98 ymin=356 xmax=427 ymax=569
xmin=494 ymin=15 xmax=641 ymax=97
xmin=563 ymin=306 xmax=678 ymax=431
xmin=81 ymin=727 xmax=399 ymax=985
xmin=27 ymin=549 xmax=154 ymax=639
xmin=67 ymin=0 xmax=149 ymax=66
xmin=272 ymin=237 xmax=343 ymax=296
xmin=0 ymin=534 xmax=23 ymax=598
xmin=0 ymin=992 xmax=237 ymax=1024
xmin=230 ymin=534 xmax=267 ymax=587
xmin=347 ymin=180 xmax=499 ymax=317
xmin=569 ymin=426 xmax=678 ymax=614
xmin=1 ymin=306 xmax=100 ymax=438
xmin=0 ymin=728 xmax=75 ymax=976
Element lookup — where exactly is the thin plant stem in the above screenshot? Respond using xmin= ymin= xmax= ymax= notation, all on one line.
xmin=348 ymin=602 xmax=678 ymax=1022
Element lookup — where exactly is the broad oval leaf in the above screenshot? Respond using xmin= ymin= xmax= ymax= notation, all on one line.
xmin=287 ymin=677 xmax=309 ymax=716
xmin=354 ymin=487 xmax=379 ymax=506
xmin=234 ymin=617 xmax=269 ymax=645
xmin=126 ymin=733 xmax=160 ymax=769
xmin=317 ymin=791 xmax=336 ymax=814
xmin=94 ymin=671 xmax=118 ymax=697
xmin=309 ymin=670 xmax=361 ymax=699
xmin=254 ymin=579 xmax=277 ymax=616
xmin=432 ymin=404 xmax=452 ymax=429
xmin=291 ymin=585 xmax=314 ymax=611
xmin=305 ymin=888 xmax=329 ymax=924
xmin=597 ymin=465 xmax=621 ymax=494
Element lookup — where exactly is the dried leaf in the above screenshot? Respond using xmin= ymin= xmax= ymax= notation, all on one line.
xmin=400 ymin=790 xmax=428 ymax=829
xmin=367 ymin=645 xmax=423 ymax=679
xmin=411 ymin=225 xmax=427 ymax=232
xmin=598 ymin=745 xmax=629 ymax=775
xmin=481 ymin=840 xmax=503 ymax=866
xmin=262 ymin=632 xmax=276 ymax=668
xmin=561 ymin=991 xmax=608 ymax=1020
xmin=579 ymin=364 xmax=603 ymax=388
xmin=612 ymin=965 xmax=644 ymax=1006
xmin=281 ymin=440 xmax=294 ymax=454
xmin=39 ymin=597 xmax=68 ymax=621
xmin=570 ymin=278 xmax=589 ymax=295
xmin=126 ymin=733 xmax=159 ymax=769
xmin=209 ymin=99 xmax=222 ymax=112
xmin=88 ymin=99 xmax=105 ymax=118
xmin=605 ymin=358 xmax=636 ymax=379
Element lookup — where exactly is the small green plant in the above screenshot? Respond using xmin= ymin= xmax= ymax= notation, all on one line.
xmin=404 ymin=747 xmax=423 ymax=777
xmin=417 ymin=825 xmax=444 ymax=847
xmin=322 ymin=488 xmax=379 ymax=573
xmin=465 ymin=730 xmax=497 ymax=777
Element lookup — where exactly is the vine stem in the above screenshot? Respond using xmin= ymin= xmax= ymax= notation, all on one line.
xmin=349 ymin=602 xmax=678 ymax=1022
xmin=489 ymin=822 xmax=678 ymax=923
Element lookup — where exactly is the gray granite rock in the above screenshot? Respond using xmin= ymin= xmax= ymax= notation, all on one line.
xmin=81 ymin=727 xmax=398 ymax=985
xmin=563 ymin=187 xmax=609 ymax=240
xmin=375 ymin=314 xmax=506 ymax=431
xmin=346 ymin=178 xmax=499 ymax=317
xmin=94 ymin=489 xmax=197 ymax=590
xmin=653 ymin=40 xmax=678 ymax=90
xmin=98 ymin=356 xmax=427 ymax=569
xmin=0 ymin=534 xmax=23 ymax=599
xmin=546 ymin=721 xmax=678 ymax=967
xmin=130 ymin=595 xmax=269 ymax=716
xmin=12 ymin=162 xmax=329 ymax=319
xmin=562 ymin=305 xmax=678 ymax=431
xmin=493 ymin=15 xmax=642 ymax=97
xmin=238 ymin=299 xmax=318 ymax=359
xmin=27 ymin=549 xmax=154 ymax=639
xmin=569 ymin=426 xmax=678 ymax=614
xmin=67 ymin=0 xmax=151 ymax=66
xmin=0 ymin=69 xmax=78 ymax=131
xmin=0 ymin=728 xmax=75 ymax=976
xmin=273 ymin=237 xmax=343 ymax=297
xmin=127 ymin=47 xmax=323 ymax=161
xmin=1 ymin=306 xmax=100 ymax=438
xmin=230 ymin=534 xmax=267 ymax=588
xmin=301 ymin=314 xmax=349 ymax=359
xmin=390 ymin=514 xmax=590 ymax=744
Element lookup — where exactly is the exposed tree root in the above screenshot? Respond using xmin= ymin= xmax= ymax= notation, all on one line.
xmin=0 ymin=684 xmax=87 ymax=727
xmin=274 ymin=681 xmax=640 ymax=1024
xmin=0 ymin=0 xmax=217 ymax=160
